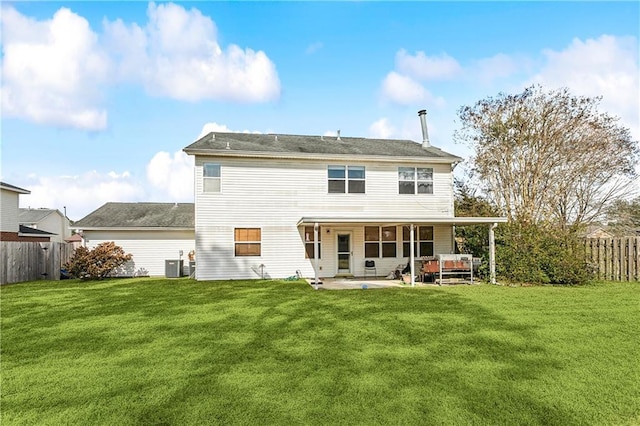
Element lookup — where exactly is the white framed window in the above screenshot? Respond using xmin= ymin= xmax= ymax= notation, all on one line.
xmin=234 ymin=228 xmax=261 ymax=256
xmin=304 ymin=226 xmax=321 ymax=259
xmin=402 ymin=226 xmax=434 ymax=257
xmin=364 ymin=226 xmax=397 ymax=258
xmin=328 ymin=166 xmax=365 ymax=194
xmin=399 ymin=167 xmax=433 ymax=194
xmin=203 ymin=163 xmax=221 ymax=193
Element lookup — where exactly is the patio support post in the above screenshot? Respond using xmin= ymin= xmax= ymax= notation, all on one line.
xmin=489 ymin=222 xmax=497 ymax=284
xmin=410 ymin=224 xmax=415 ymax=287
xmin=313 ymin=222 xmax=319 ymax=290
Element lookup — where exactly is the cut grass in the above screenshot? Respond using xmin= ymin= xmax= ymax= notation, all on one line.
xmin=1 ymin=278 xmax=638 ymax=425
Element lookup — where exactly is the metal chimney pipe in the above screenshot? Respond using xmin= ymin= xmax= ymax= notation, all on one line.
xmin=418 ymin=109 xmax=430 ymax=148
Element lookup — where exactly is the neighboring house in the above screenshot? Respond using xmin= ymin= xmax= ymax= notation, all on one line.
xmin=73 ymin=202 xmax=195 ymax=277
xmin=19 ymin=208 xmax=71 ymax=243
xmin=183 ymin=110 xmax=507 ymax=283
xmin=582 ymin=226 xmax=615 ymax=239
xmin=0 ymin=182 xmax=52 ymax=242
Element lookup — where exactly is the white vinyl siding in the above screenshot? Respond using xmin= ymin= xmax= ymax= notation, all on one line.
xmin=83 ymin=230 xmax=195 ymax=277
xmin=194 ymin=157 xmax=455 ymax=280
xmin=28 ymin=212 xmax=70 ymax=243
xmin=1 ymin=189 xmax=20 ymax=233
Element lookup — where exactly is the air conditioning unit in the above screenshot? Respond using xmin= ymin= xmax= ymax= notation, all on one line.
xmin=165 ymin=260 xmax=184 ymax=278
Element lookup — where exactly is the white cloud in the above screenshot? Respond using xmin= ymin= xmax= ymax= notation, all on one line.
xmin=1 ymin=6 xmax=110 ymax=130
xmin=380 ymin=71 xmax=429 ymax=105
xmin=19 ymin=171 xmax=144 ymax=221
xmin=1 ymin=2 xmax=281 ymax=130
xmin=395 ymin=49 xmax=462 ymax=81
xmin=197 ymin=122 xmax=263 ymax=139
xmin=368 ymin=118 xmax=396 ymax=139
xmin=103 ymin=2 xmax=281 ymax=102
xmin=529 ymin=35 xmax=639 ymax=139
xmin=146 ymin=151 xmax=194 ymax=201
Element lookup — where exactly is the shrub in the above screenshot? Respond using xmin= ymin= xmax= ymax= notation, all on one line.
xmin=496 ymin=223 xmax=593 ymax=285
xmin=64 ymin=242 xmax=133 ymax=280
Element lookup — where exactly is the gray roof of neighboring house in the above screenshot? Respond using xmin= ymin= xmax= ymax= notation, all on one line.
xmin=19 ymin=225 xmax=56 ymax=236
xmin=184 ymin=132 xmax=463 ymax=162
xmin=74 ymin=202 xmax=195 ymax=229
xmin=19 ymin=208 xmax=60 ymax=223
xmin=1 ymin=181 xmax=30 ymax=194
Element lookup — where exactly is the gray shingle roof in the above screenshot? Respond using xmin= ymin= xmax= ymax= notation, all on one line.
xmin=74 ymin=203 xmax=194 ymax=229
xmin=184 ymin=132 xmax=462 ymax=161
xmin=19 ymin=208 xmax=57 ymax=223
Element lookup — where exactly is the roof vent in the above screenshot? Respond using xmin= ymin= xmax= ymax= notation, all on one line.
xmin=275 ymin=135 xmax=278 ymax=141
xmin=418 ymin=110 xmax=430 ymax=148
xmin=337 ymin=130 xmax=341 ymax=141
xmin=225 ymin=142 xmax=230 ymax=149
xmin=211 ymin=133 xmax=215 ymax=140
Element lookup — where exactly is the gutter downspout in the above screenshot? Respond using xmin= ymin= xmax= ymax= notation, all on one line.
xmin=410 ymin=224 xmax=415 ymax=287
xmin=489 ymin=223 xmax=497 ymax=284
xmin=313 ymin=223 xmax=319 ymax=290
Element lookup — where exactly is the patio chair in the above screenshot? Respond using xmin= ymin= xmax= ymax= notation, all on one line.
xmin=364 ymin=260 xmax=377 ymax=278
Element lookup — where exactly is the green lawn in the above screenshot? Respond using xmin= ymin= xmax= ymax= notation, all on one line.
xmin=1 ymin=279 xmax=638 ymax=425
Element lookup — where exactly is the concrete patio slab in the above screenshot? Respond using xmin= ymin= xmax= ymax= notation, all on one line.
xmin=306 ymin=277 xmax=412 ymax=290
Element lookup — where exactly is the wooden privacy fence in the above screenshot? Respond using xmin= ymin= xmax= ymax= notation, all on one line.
xmin=0 ymin=242 xmax=75 ymax=285
xmin=583 ymin=237 xmax=640 ymax=282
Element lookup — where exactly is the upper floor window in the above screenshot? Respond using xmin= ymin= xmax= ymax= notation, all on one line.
xmin=364 ymin=226 xmax=397 ymax=258
xmin=328 ymin=166 xmax=365 ymax=194
xmin=399 ymin=167 xmax=433 ymax=194
xmin=203 ymin=163 xmax=221 ymax=193
xmin=235 ymin=228 xmax=261 ymax=256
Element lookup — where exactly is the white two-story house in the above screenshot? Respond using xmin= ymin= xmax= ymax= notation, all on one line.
xmin=184 ymin=111 xmax=506 ymax=283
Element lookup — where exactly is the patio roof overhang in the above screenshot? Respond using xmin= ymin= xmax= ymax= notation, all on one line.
xmin=297 ymin=216 xmax=508 ymax=227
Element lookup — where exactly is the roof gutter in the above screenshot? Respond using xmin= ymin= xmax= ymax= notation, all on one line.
xmin=182 ymin=148 xmax=463 ymax=164
xmin=297 ymin=216 xmax=508 ymax=226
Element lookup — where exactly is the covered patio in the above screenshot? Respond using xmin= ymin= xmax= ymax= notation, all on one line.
xmin=298 ymin=216 xmax=508 ymax=289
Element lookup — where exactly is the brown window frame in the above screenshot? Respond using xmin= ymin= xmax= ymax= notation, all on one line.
xmin=234 ymin=228 xmax=261 ymax=257
xmin=364 ymin=226 xmax=397 ymax=258
xmin=402 ymin=225 xmax=434 ymax=257
xmin=304 ymin=226 xmax=321 ymax=259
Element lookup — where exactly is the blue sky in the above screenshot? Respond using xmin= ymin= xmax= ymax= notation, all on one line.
xmin=1 ymin=1 xmax=638 ymax=221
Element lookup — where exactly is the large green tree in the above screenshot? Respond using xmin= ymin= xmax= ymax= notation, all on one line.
xmin=455 ymin=85 xmax=639 ymax=232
